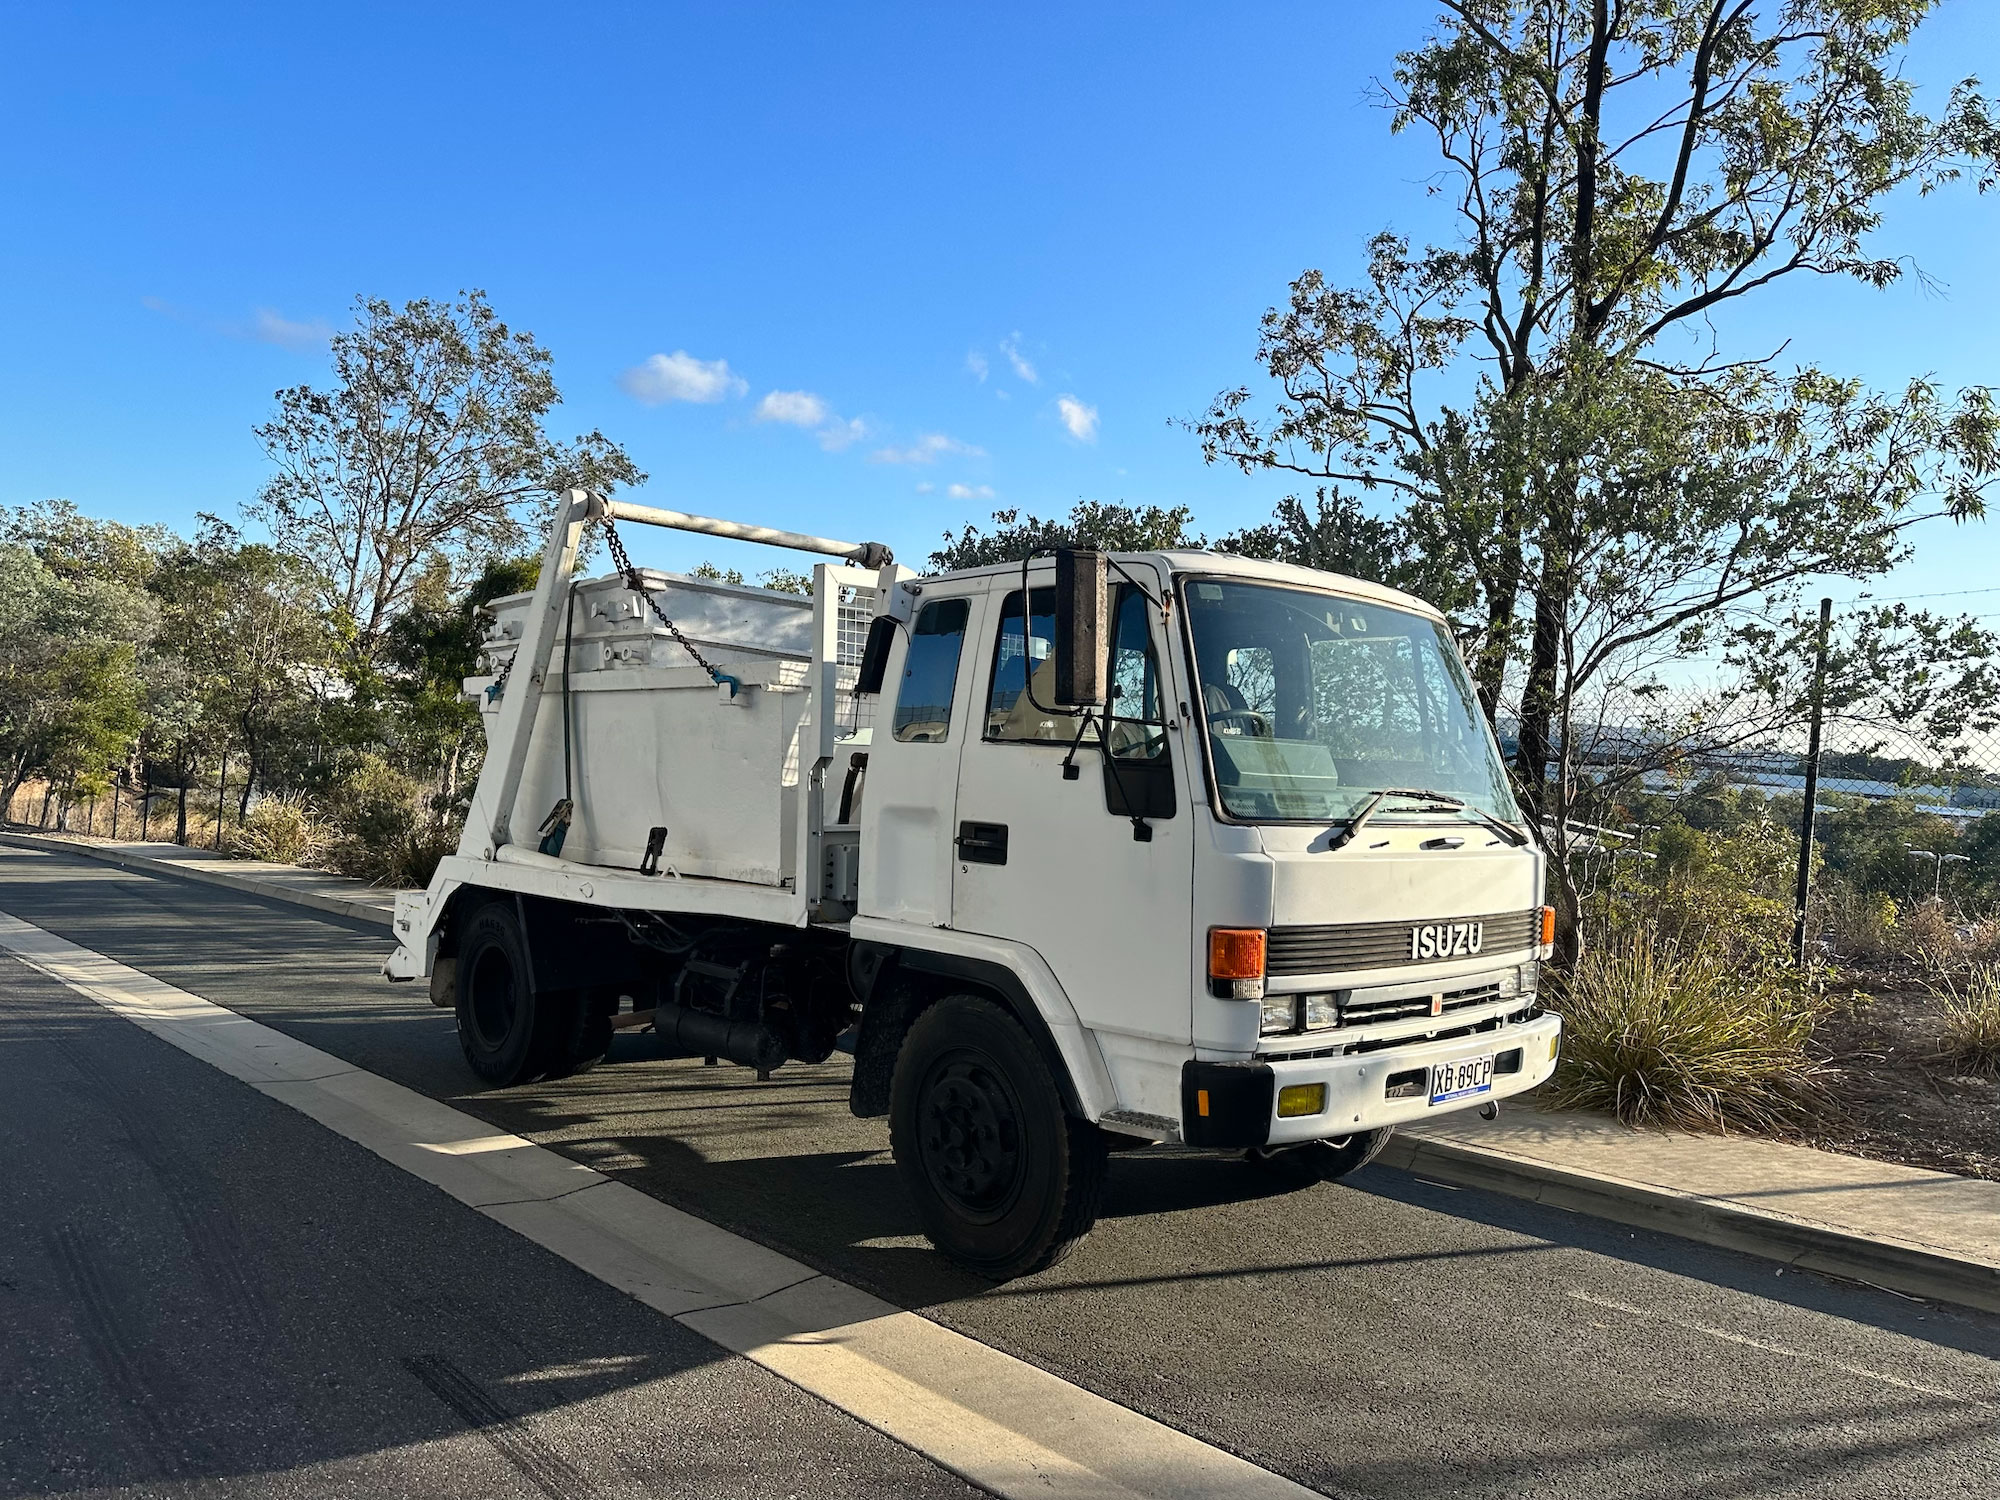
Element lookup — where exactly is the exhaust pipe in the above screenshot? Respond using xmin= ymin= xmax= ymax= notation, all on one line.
xmin=614 ymin=1001 xmax=787 ymax=1073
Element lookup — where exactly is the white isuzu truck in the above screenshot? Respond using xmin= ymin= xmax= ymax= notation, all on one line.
xmin=385 ymin=489 xmax=1560 ymax=1277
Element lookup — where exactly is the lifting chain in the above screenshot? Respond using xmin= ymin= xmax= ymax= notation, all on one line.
xmin=485 ymin=514 xmax=735 ymax=705
xmin=600 ymin=516 xmax=731 ymax=686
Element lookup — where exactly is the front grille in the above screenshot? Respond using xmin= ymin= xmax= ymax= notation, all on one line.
xmin=1339 ymin=980 xmax=1502 ymax=1028
xmin=1258 ymin=1007 xmax=1539 ymax=1061
xmin=1266 ymin=909 xmax=1539 ymax=976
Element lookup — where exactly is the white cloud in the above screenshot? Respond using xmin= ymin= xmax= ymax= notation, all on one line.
xmin=756 ymin=390 xmax=867 ymax=451
xmin=947 ymin=483 xmax=995 ymax=501
xmin=965 ymin=350 xmax=989 ymax=383
xmin=755 ymin=389 xmax=829 ymax=426
xmin=620 ymin=351 xmax=747 ymax=405
xmin=1056 ymin=395 xmax=1099 ymax=442
xmin=817 ymin=417 xmax=869 ymax=452
xmin=915 ymin=481 xmax=936 ymax=494
xmin=252 ymin=307 xmax=331 ymax=349
xmin=1000 ymin=334 xmax=1037 ymax=384
xmin=870 ymin=432 xmax=985 ymax=465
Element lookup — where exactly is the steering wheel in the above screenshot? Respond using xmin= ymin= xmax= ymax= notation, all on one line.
xmin=1208 ymin=708 xmax=1273 ymax=738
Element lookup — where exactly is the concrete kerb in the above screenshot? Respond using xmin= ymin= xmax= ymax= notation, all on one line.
xmin=1379 ymin=1132 xmax=2000 ymax=1317
xmin=0 ymin=829 xmax=396 ymax=926
xmin=6 ymin=824 xmax=1995 ymax=1321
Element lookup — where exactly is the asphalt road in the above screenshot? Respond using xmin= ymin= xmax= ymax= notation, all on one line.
xmin=4 ymin=842 xmax=1998 ymax=1498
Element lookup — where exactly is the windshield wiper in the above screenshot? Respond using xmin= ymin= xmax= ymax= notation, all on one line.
xmin=1325 ymin=787 xmax=1529 ymax=851
xmin=1325 ymin=787 xmax=1458 ymax=850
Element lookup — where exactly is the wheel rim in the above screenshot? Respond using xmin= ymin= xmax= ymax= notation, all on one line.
xmin=916 ymin=1052 xmax=1025 ymax=1224
xmin=468 ymin=945 xmax=519 ymax=1051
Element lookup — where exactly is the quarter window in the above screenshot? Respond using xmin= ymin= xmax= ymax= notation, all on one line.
xmin=1105 ymin=584 xmax=1166 ymax=761
xmin=892 ymin=598 xmax=969 ymax=743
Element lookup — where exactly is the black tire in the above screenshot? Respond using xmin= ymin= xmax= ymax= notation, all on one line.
xmin=538 ymin=986 xmax=617 ymax=1079
xmin=453 ymin=901 xmax=555 ymax=1085
xmin=1246 ymin=1128 xmax=1395 ymax=1187
xmin=889 ymin=994 xmax=1108 ymax=1280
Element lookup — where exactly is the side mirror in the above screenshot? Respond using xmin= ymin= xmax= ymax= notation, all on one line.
xmin=855 ymin=614 xmax=898 ymax=695
xmin=1054 ymin=547 xmax=1108 ymax=706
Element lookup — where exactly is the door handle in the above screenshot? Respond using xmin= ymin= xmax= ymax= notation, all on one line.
xmin=954 ymin=821 xmax=1009 ymax=865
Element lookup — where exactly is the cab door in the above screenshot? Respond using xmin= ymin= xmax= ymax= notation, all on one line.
xmin=858 ymin=588 xmax=985 ymax=926
xmin=949 ymin=566 xmax=1195 ymax=1104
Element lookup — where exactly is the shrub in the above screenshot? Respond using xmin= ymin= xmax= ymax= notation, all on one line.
xmin=1545 ymin=931 xmax=1830 ymax=1133
xmin=1933 ymin=964 xmax=2000 ymax=1078
xmin=320 ymin=755 xmax=458 ymax=888
xmin=1818 ymin=882 xmax=1898 ymax=964
xmin=227 ymin=793 xmax=327 ymax=867
xmin=1593 ymin=818 xmax=1798 ymax=970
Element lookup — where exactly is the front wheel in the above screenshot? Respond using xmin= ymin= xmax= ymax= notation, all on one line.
xmin=889 ymin=995 xmax=1108 ymax=1280
xmin=1246 ymin=1128 xmax=1395 ymax=1187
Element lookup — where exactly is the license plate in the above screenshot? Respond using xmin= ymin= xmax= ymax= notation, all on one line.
xmin=1430 ymin=1054 xmax=1494 ymax=1106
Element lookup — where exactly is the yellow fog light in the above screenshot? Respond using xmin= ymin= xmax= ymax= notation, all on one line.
xmin=1276 ymin=1083 xmax=1326 ymax=1118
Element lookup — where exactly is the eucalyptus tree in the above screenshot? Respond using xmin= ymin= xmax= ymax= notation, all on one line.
xmin=1197 ymin=0 xmax=2000 ymax=953
xmin=251 ymin=290 xmax=644 ymax=657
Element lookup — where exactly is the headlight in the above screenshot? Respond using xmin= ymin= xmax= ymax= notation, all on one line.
xmin=1302 ymin=993 xmax=1339 ymax=1030
xmin=1259 ymin=996 xmax=1300 ymax=1035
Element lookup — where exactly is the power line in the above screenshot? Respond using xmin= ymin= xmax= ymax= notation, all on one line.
xmin=1826 ymin=586 xmax=2000 ymax=606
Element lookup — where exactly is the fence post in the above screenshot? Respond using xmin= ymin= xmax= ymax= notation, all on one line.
xmin=1792 ymin=597 xmax=1833 ymax=964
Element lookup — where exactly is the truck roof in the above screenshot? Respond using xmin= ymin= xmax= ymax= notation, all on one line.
xmin=921 ymin=548 xmax=1447 ymax=623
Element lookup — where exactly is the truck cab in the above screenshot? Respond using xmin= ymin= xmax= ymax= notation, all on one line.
xmin=385 ymin=493 xmax=1559 ymax=1280
xmin=856 ymin=551 xmax=1557 ymax=1151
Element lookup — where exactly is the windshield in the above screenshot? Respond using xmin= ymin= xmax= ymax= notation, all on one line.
xmin=1181 ymin=578 xmax=1519 ymax=825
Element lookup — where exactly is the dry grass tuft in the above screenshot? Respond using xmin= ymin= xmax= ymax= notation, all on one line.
xmin=1546 ymin=931 xmax=1830 ymax=1133
xmin=1932 ymin=964 xmax=2000 ymax=1079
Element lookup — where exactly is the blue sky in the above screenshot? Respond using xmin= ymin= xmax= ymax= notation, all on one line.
xmin=3 ymin=1 xmax=1996 ymax=600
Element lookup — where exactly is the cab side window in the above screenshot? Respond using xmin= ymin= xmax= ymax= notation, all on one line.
xmin=984 ymin=586 xmax=1094 ymax=744
xmin=892 ymin=598 xmax=969 ymax=743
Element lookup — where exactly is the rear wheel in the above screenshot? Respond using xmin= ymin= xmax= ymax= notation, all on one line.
xmin=539 ymin=986 xmax=617 ymax=1078
xmin=1246 ymin=1128 xmax=1395 ymax=1187
xmin=889 ymin=995 xmax=1107 ymax=1280
xmin=454 ymin=901 xmax=553 ymax=1085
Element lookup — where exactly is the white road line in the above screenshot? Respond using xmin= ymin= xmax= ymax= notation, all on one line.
xmin=0 ymin=911 xmax=1318 ymax=1500
xmin=1565 ymin=1289 xmax=1990 ymax=1406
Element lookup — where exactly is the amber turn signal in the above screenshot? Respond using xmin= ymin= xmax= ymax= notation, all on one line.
xmin=1539 ymin=906 xmax=1557 ymax=949
xmin=1207 ymin=928 xmax=1267 ymax=981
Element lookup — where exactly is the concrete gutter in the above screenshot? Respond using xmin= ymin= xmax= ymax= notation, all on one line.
xmin=7 ymin=824 xmax=1996 ymax=1319
xmin=1385 ymin=1126 xmax=2000 ymax=1318
xmin=0 ymin=829 xmax=396 ymax=926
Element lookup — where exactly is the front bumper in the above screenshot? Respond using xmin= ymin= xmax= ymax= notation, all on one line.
xmin=1181 ymin=1012 xmax=1561 ymax=1148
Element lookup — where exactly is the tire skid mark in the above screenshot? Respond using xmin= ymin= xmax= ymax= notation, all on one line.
xmin=404 ymin=1353 xmax=599 ymax=1500
xmin=45 ymin=1225 xmax=192 ymax=1481
xmin=23 ymin=997 xmax=275 ymax=1328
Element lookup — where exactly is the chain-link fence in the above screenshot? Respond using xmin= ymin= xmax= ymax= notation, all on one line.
xmin=1516 ymin=593 xmax=2000 ymax=929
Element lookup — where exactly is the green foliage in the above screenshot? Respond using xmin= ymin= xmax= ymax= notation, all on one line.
xmin=318 ymin=754 xmax=457 ymax=888
xmin=1596 ymin=815 xmax=1800 ymax=966
xmin=379 ymin=555 xmax=539 ymax=809
xmin=690 ymin=561 xmax=811 ymax=595
xmin=1215 ymin=489 xmax=1470 ymax=611
xmin=1196 ymin=0 xmax=2000 ymax=952
xmin=0 ymin=519 xmax=156 ymax=811
xmin=1547 ymin=930 xmax=1830 ymax=1132
xmin=250 ymin=289 xmax=643 ymax=652
xmin=930 ymin=501 xmax=1200 ymax=571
